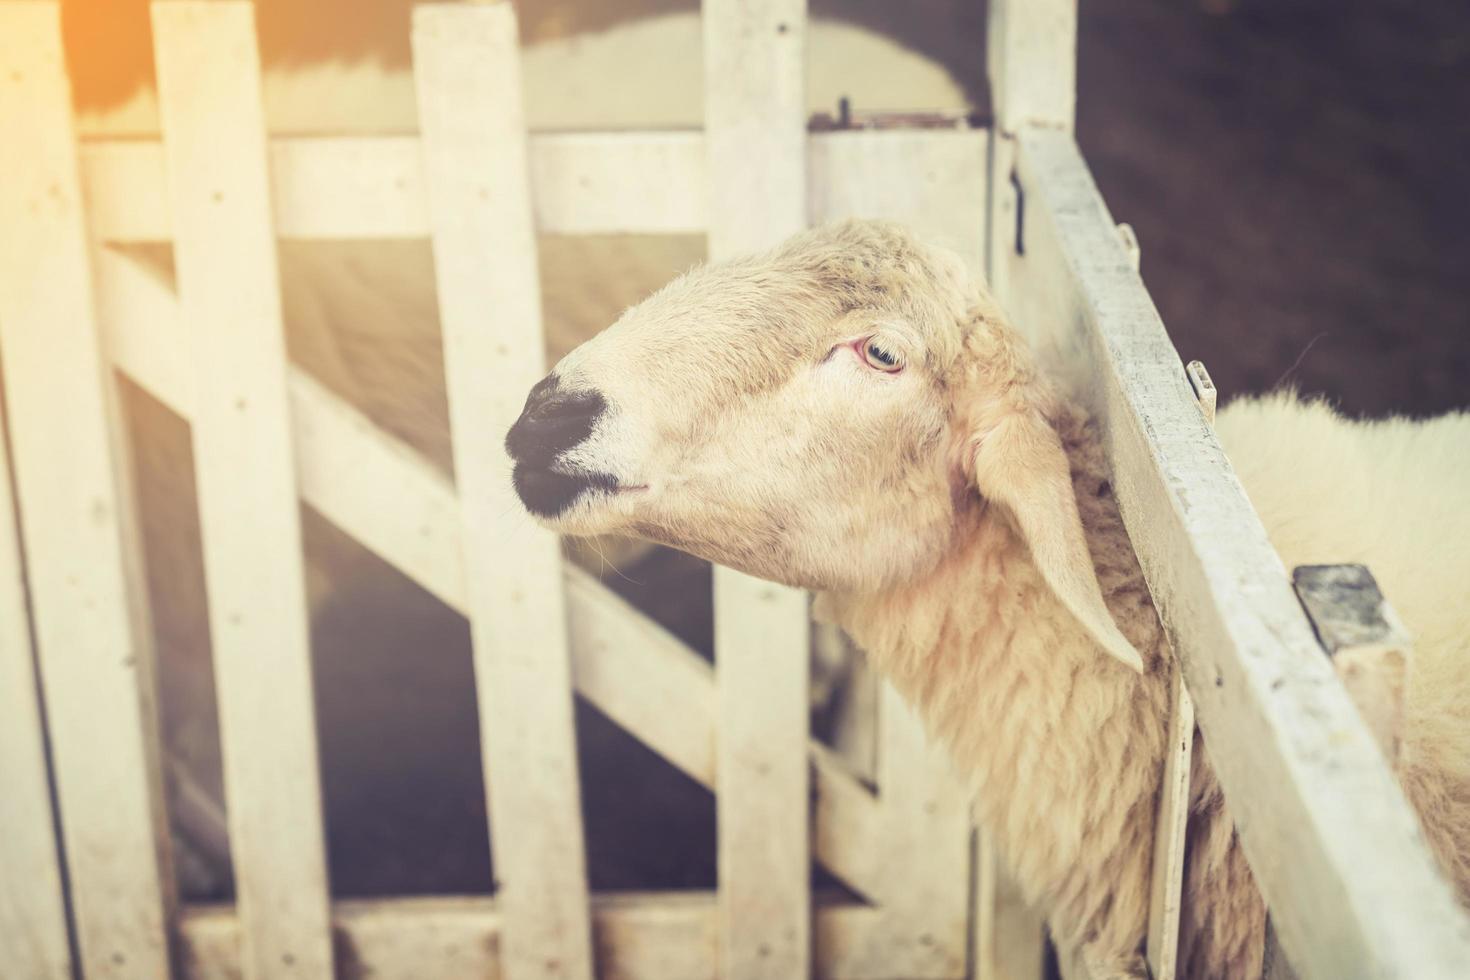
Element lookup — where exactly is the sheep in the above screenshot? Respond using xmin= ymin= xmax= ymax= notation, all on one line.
xmin=77 ymin=4 xmax=969 ymax=893
xmin=504 ymin=218 xmax=1470 ymax=978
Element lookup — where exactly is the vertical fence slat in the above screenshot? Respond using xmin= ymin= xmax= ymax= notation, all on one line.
xmin=150 ymin=3 xmax=333 ymax=976
xmin=412 ymin=6 xmax=595 ymax=980
xmin=703 ymin=1 xmax=812 ymax=977
xmin=0 ymin=367 xmax=73 ymax=979
xmin=869 ymin=685 xmax=972 ymax=976
xmin=0 ymin=4 xmax=174 ymax=977
xmin=986 ymin=0 xmax=1077 ymax=134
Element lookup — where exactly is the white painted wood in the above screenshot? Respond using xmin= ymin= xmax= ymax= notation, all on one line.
xmin=150 ymin=3 xmax=333 ymax=976
xmin=703 ymin=0 xmax=807 ymax=258
xmin=862 ymin=684 xmax=970 ymax=977
xmin=711 ymin=573 xmax=813 ymax=978
xmin=974 ymin=839 xmax=1046 ymax=980
xmin=0 ymin=5 xmax=174 ymax=977
xmin=81 ymin=130 xmax=993 ymax=241
xmin=1146 ymin=665 xmax=1194 ymax=980
xmin=412 ymin=6 xmax=593 ymax=979
xmin=530 ymin=131 xmax=707 ymax=234
xmin=807 ymin=128 xmax=989 ymax=275
xmin=564 ymin=569 xmax=717 ymax=784
xmin=1186 ymin=360 xmax=1217 ymax=425
xmin=0 ymin=351 xmax=73 ymax=980
xmin=1006 ymin=126 xmax=1470 ymax=980
xmin=1143 ymin=362 xmax=1210 ymax=980
xmin=81 ymin=132 xmax=704 ymax=240
xmin=704 ymin=0 xmax=813 ymax=974
xmin=986 ymin=0 xmax=1077 ymax=134
xmin=175 ymin=894 xmax=917 ymax=980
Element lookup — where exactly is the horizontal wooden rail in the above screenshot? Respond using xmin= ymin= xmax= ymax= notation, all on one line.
xmin=79 ymin=129 xmax=986 ymax=241
xmin=1003 ymin=125 xmax=1470 ymax=979
xmin=94 ymin=250 xmax=891 ymax=903
xmin=176 ymin=893 xmax=912 ymax=980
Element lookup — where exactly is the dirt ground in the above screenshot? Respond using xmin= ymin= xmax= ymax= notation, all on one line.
xmin=51 ymin=0 xmax=1470 ymax=902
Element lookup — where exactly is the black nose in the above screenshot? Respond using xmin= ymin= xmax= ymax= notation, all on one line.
xmin=505 ymin=374 xmax=607 ymax=467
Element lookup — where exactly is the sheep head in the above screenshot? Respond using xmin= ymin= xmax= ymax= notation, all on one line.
xmin=506 ymin=219 xmax=1143 ymax=672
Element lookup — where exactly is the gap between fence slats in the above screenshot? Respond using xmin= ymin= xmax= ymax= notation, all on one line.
xmin=0 ymin=342 xmax=73 ymax=979
xmin=80 ymin=129 xmax=993 ymax=243
xmin=1005 ymin=125 xmax=1470 ymax=980
xmin=151 ymin=3 xmax=334 ymax=976
xmin=0 ymin=5 xmax=175 ymax=977
xmin=412 ymin=6 xmax=594 ymax=980
xmin=703 ymin=0 xmax=814 ymax=976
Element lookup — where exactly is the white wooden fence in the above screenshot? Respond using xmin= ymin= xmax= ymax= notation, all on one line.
xmin=1 ymin=1 xmax=1466 ymax=979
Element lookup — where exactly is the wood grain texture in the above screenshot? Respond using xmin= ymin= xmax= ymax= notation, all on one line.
xmin=0 ymin=5 xmax=174 ymax=977
xmin=986 ymin=0 xmax=1076 ymax=134
xmin=151 ymin=3 xmax=334 ymax=976
xmin=1144 ymin=360 xmax=1211 ymax=980
xmin=703 ymin=0 xmax=814 ymax=975
xmin=807 ymin=128 xmax=989 ymax=275
xmin=176 ymin=894 xmax=925 ymax=980
xmin=1006 ymin=125 xmax=1470 ymax=980
xmin=80 ymin=130 xmax=992 ymax=241
xmin=0 ymin=336 xmax=73 ymax=980
xmin=412 ymin=6 xmax=593 ymax=979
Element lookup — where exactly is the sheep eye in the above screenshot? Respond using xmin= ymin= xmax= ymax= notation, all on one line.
xmin=861 ymin=338 xmax=904 ymax=372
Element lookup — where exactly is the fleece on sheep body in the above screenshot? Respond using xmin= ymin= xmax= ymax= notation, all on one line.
xmin=822 ymin=390 xmax=1266 ymax=978
xmin=1217 ymin=393 xmax=1470 ymax=902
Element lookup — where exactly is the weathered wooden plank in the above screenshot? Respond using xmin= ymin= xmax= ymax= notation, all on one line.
xmin=1143 ymin=361 xmax=1211 ymax=980
xmin=176 ymin=894 xmax=925 ymax=980
xmin=150 ymin=3 xmax=334 ymax=976
xmin=564 ymin=568 xmax=717 ymax=784
xmin=807 ymin=128 xmax=989 ymax=275
xmin=1006 ymin=125 xmax=1470 ymax=979
xmin=703 ymin=0 xmax=813 ymax=974
xmin=974 ymin=839 xmax=1046 ymax=980
xmin=703 ymin=0 xmax=807 ymax=257
xmin=81 ymin=130 xmax=991 ymax=241
xmin=860 ymin=685 xmax=971 ymax=977
xmin=412 ymin=6 xmax=593 ymax=980
xmin=1146 ymin=653 xmax=1195 ymax=980
xmin=986 ymin=0 xmax=1076 ymax=133
xmin=0 ymin=351 xmax=74 ymax=980
xmin=530 ymin=131 xmax=707 ymax=234
xmin=0 ymin=5 xmax=174 ymax=977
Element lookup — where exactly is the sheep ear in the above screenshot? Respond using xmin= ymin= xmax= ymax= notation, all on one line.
xmin=971 ymin=410 xmax=1145 ymax=673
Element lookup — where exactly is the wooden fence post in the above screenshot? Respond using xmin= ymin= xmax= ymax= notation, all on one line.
xmin=986 ymin=0 xmax=1077 ymax=135
xmin=0 ymin=359 xmax=74 ymax=979
xmin=413 ymin=5 xmax=595 ymax=979
xmin=703 ymin=1 xmax=813 ymax=976
xmin=150 ymin=3 xmax=335 ymax=976
xmin=0 ymin=4 xmax=175 ymax=976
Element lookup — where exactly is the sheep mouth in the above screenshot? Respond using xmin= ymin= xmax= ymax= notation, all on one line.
xmin=512 ymin=463 xmax=626 ymax=519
